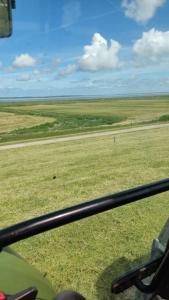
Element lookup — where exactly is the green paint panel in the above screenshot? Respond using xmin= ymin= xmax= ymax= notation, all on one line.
xmin=0 ymin=249 xmax=55 ymax=300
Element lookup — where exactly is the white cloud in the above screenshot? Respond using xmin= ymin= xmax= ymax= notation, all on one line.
xmin=58 ymin=64 xmax=77 ymax=77
xmin=41 ymin=67 xmax=51 ymax=74
xmin=13 ymin=54 xmax=37 ymax=68
xmin=17 ymin=74 xmax=31 ymax=81
xmin=32 ymin=69 xmax=40 ymax=76
xmin=51 ymin=58 xmax=61 ymax=67
xmin=79 ymin=33 xmax=122 ymax=72
xmin=122 ymin=0 xmax=166 ymax=23
xmin=4 ymin=66 xmax=15 ymax=73
xmin=133 ymin=28 xmax=169 ymax=63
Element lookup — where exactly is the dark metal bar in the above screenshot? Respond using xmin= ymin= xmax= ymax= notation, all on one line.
xmin=111 ymin=256 xmax=163 ymax=294
xmin=11 ymin=0 xmax=16 ymax=9
xmin=0 ymin=178 xmax=169 ymax=250
xmin=135 ymin=247 xmax=169 ymax=295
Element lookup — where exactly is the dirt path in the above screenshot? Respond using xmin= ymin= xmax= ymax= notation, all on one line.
xmin=0 ymin=123 xmax=169 ymax=152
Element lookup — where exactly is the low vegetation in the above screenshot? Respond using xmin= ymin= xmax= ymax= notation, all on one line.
xmin=0 ymin=95 xmax=169 ymax=143
xmin=159 ymin=114 xmax=169 ymax=121
xmin=1 ymin=126 xmax=169 ymax=299
xmin=0 ymin=111 xmax=55 ymax=134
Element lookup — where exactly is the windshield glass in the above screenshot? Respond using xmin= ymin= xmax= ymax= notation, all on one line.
xmin=1 ymin=0 xmax=168 ymax=98
xmin=0 ymin=1 xmax=169 ymax=300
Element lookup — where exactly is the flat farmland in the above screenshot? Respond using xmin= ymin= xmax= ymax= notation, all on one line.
xmin=11 ymin=98 xmax=169 ymax=119
xmin=0 ymin=96 xmax=169 ymax=143
xmin=0 ymin=111 xmax=55 ymax=134
xmin=1 ymin=126 xmax=169 ymax=299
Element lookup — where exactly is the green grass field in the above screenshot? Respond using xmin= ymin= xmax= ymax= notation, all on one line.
xmin=1 ymin=125 xmax=169 ymax=299
xmin=0 ymin=96 xmax=169 ymax=143
xmin=0 ymin=111 xmax=55 ymax=134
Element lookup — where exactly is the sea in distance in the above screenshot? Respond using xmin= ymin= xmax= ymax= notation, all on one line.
xmin=0 ymin=91 xmax=169 ymax=103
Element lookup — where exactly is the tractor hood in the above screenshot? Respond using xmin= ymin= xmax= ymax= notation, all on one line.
xmin=0 ymin=248 xmax=55 ymax=300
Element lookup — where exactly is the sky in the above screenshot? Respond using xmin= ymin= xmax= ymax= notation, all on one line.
xmin=0 ymin=0 xmax=169 ymax=98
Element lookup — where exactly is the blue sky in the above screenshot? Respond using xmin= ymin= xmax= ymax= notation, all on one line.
xmin=0 ymin=0 xmax=169 ymax=98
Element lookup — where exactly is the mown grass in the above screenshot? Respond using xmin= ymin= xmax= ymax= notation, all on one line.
xmin=1 ymin=127 xmax=169 ymax=299
xmin=0 ymin=111 xmax=55 ymax=134
xmin=0 ymin=112 xmax=125 ymax=143
xmin=0 ymin=96 xmax=169 ymax=143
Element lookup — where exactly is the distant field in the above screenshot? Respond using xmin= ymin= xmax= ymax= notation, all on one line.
xmin=0 ymin=96 xmax=169 ymax=143
xmin=1 ymin=127 xmax=169 ymax=299
xmin=0 ymin=111 xmax=55 ymax=134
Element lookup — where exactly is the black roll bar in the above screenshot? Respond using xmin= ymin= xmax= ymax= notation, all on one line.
xmin=0 ymin=178 xmax=169 ymax=250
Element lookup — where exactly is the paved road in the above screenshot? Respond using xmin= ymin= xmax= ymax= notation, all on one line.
xmin=0 ymin=123 xmax=169 ymax=152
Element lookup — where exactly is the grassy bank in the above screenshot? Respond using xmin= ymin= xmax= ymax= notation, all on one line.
xmin=0 ymin=96 xmax=169 ymax=143
xmin=1 ymin=127 xmax=169 ymax=299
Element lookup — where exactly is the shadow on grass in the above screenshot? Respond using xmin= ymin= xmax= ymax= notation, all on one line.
xmin=96 ymin=255 xmax=149 ymax=300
